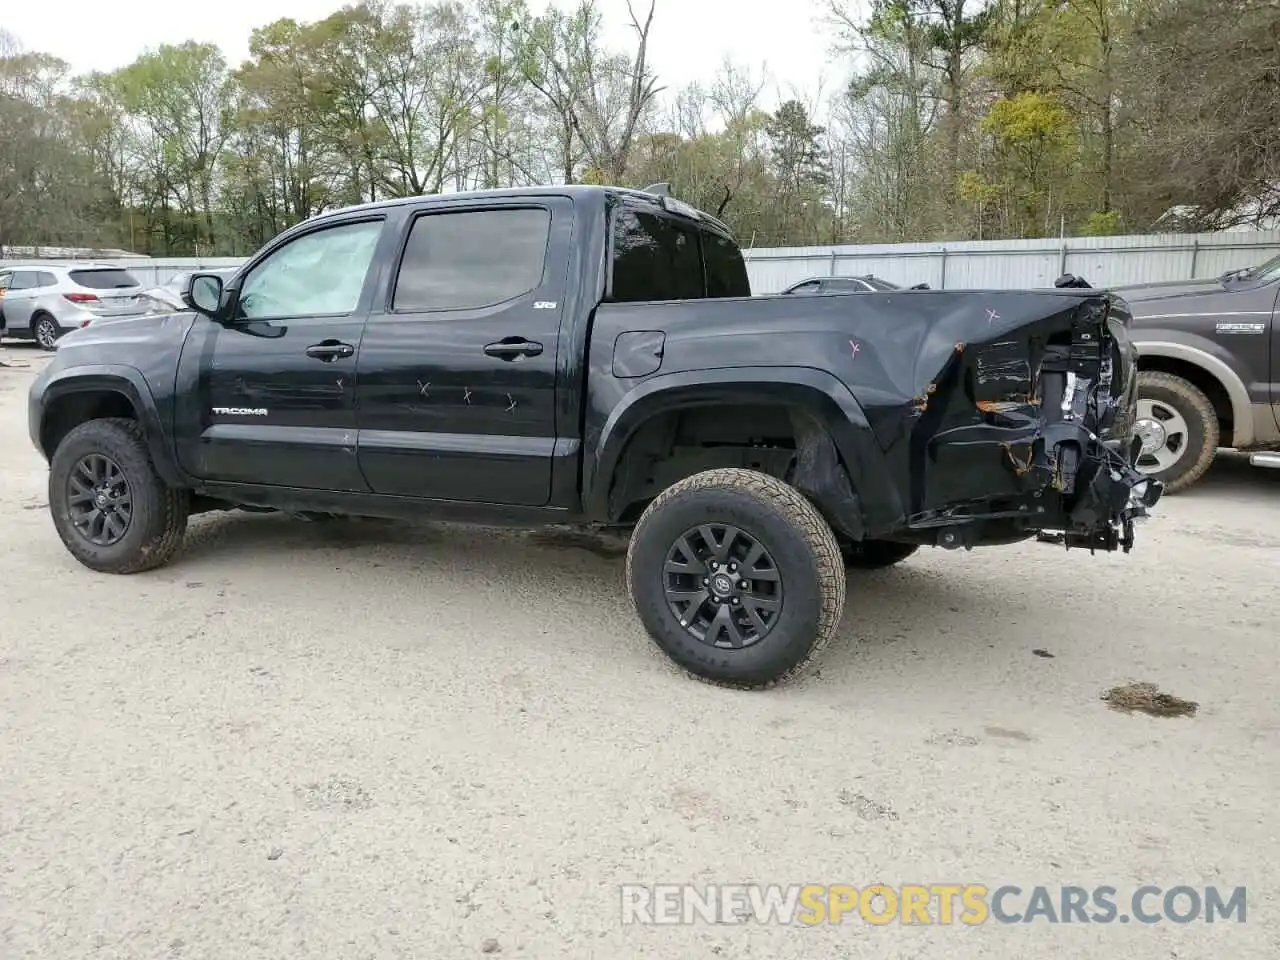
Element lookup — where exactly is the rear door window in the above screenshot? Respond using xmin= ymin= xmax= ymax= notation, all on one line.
xmin=69 ymin=268 xmax=139 ymax=289
xmin=610 ymin=209 xmax=704 ymax=302
xmin=393 ymin=207 xmax=551 ymax=313
xmin=37 ymin=272 xmax=58 ymax=287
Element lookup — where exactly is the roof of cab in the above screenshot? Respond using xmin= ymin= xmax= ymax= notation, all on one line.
xmin=316 ymin=184 xmax=735 ymax=238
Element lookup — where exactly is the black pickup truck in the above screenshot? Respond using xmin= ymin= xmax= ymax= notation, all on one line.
xmin=28 ymin=184 xmax=1161 ymax=688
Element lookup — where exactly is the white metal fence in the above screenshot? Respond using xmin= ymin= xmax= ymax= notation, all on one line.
xmin=742 ymin=230 xmax=1280 ymax=293
xmin=5 ymin=231 xmax=1280 ymax=294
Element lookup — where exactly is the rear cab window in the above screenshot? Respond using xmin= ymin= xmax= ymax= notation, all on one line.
xmin=608 ymin=201 xmax=750 ymax=303
xmin=69 ymin=268 xmax=140 ymax=290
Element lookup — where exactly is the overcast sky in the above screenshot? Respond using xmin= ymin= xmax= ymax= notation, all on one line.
xmin=5 ymin=0 xmax=855 ymax=109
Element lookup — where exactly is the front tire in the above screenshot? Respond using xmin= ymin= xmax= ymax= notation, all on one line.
xmin=48 ymin=418 xmax=190 ymax=573
xmin=1134 ymin=371 xmax=1219 ymax=493
xmin=626 ymin=468 xmax=845 ymax=689
xmin=33 ymin=313 xmax=61 ymax=351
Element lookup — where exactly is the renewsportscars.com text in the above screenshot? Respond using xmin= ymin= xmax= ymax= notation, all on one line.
xmin=620 ymin=883 xmax=1247 ymax=926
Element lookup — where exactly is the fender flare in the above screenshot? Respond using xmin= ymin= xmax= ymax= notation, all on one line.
xmin=1135 ymin=340 xmax=1255 ymax=447
xmin=38 ymin=363 xmax=184 ymax=486
xmin=584 ymin=365 xmax=902 ymax=536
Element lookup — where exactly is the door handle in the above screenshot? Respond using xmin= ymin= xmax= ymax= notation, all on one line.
xmin=305 ymin=340 xmax=355 ymax=361
xmin=484 ymin=337 xmax=544 ymax=360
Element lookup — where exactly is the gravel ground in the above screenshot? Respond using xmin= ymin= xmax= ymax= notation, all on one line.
xmin=2 ymin=341 xmax=1277 ymax=959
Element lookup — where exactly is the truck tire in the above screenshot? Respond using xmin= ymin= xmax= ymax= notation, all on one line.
xmin=626 ymin=468 xmax=845 ymax=689
xmin=841 ymin=539 xmax=919 ymax=569
xmin=48 ymin=418 xmax=190 ymax=574
xmin=1135 ymin=371 xmax=1219 ymax=494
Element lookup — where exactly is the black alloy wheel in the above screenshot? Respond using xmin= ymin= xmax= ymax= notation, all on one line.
xmin=67 ymin=453 xmax=134 ymax=546
xmin=626 ymin=468 xmax=845 ymax=689
xmin=663 ymin=523 xmax=784 ymax=649
xmin=48 ymin=418 xmax=190 ymax=573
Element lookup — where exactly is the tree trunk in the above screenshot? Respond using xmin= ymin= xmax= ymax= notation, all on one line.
xmin=1100 ymin=14 xmax=1114 ymax=213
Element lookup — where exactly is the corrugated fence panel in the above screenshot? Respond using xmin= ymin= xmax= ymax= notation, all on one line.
xmin=6 ymin=231 xmax=1279 ymax=294
xmin=743 ymin=230 xmax=1280 ymax=293
xmin=0 ymin=257 xmax=247 ymax=290
xmin=120 ymin=258 xmax=248 ymax=288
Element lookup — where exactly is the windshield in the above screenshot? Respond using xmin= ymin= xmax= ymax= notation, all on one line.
xmin=1240 ymin=252 xmax=1280 ymax=284
xmin=862 ymin=276 xmax=901 ymax=291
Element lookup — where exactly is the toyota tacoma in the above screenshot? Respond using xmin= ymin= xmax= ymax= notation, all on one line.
xmin=28 ymin=184 xmax=1161 ymax=688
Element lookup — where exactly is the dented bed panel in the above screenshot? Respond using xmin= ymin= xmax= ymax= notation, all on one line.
xmin=590 ymin=288 xmax=1160 ymax=551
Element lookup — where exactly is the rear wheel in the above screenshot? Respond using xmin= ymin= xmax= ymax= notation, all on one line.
xmin=48 ymin=418 xmax=190 ymax=573
xmin=626 ymin=468 xmax=845 ymax=689
xmin=1134 ymin=371 xmax=1219 ymax=493
xmin=33 ymin=313 xmax=60 ymax=350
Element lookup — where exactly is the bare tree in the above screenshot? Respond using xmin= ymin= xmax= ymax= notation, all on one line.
xmin=523 ymin=0 xmax=662 ymax=184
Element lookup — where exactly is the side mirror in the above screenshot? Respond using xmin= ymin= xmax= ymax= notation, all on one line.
xmin=183 ymin=273 xmax=224 ymax=316
xmin=910 ymin=282 xmax=931 ymax=290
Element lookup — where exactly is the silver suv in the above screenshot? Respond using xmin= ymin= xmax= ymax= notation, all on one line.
xmin=0 ymin=263 xmax=150 ymax=349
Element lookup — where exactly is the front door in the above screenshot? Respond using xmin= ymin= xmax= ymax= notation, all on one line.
xmin=1269 ymin=283 xmax=1280 ymax=432
xmin=174 ymin=216 xmax=388 ymax=491
xmin=0 ymin=270 xmax=39 ymax=333
xmin=355 ymin=197 xmax=573 ymax=505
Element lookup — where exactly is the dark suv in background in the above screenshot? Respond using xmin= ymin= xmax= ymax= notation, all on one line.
xmin=781 ymin=275 xmax=930 ymax=295
xmin=1120 ymin=252 xmax=1280 ymax=491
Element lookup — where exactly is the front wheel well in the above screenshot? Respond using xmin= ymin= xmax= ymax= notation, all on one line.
xmin=41 ymin=390 xmax=139 ymax=458
xmin=1136 ymin=355 xmax=1235 ymax=445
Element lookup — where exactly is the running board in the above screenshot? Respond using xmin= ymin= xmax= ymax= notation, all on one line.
xmin=1250 ymin=452 xmax=1280 ymax=469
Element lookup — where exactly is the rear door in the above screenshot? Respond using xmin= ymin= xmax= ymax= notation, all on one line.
xmin=1268 ymin=281 xmax=1280 ymax=432
xmin=355 ymin=197 xmax=573 ymax=505
xmin=0 ymin=271 xmax=39 ymax=330
xmin=174 ymin=216 xmax=388 ymax=490
xmin=0 ymin=270 xmax=11 ymax=330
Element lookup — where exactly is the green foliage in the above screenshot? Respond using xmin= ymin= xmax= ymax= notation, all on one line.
xmin=982 ymin=92 xmax=1073 ymax=149
xmin=1080 ymin=210 xmax=1123 ymax=235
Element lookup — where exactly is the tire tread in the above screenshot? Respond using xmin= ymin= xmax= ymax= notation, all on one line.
xmin=626 ymin=467 xmax=845 ymax=690
xmin=1137 ymin=371 xmax=1219 ymax=494
xmin=50 ymin=417 xmax=189 ymax=574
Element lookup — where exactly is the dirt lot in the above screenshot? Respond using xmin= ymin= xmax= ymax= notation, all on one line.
xmin=2 ymin=341 xmax=1277 ymax=959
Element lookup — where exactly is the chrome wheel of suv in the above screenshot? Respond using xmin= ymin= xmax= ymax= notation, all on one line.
xmin=1134 ymin=371 xmax=1219 ymax=493
xmin=1134 ymin=397 xmax=1190 ymax=473
xmin=34 ymin=314 xmax=60 ymax=350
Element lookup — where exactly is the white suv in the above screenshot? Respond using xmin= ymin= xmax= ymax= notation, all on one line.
xmin=0 ymin=263 xmax=150 ymax=349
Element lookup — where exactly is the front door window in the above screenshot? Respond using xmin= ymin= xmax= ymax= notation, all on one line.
xmin=237 ymin=220 xmax=383 ymax=320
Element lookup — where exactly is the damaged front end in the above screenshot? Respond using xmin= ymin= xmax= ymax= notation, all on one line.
xmin=901 ymin=291 xmax=1162 ymax=554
